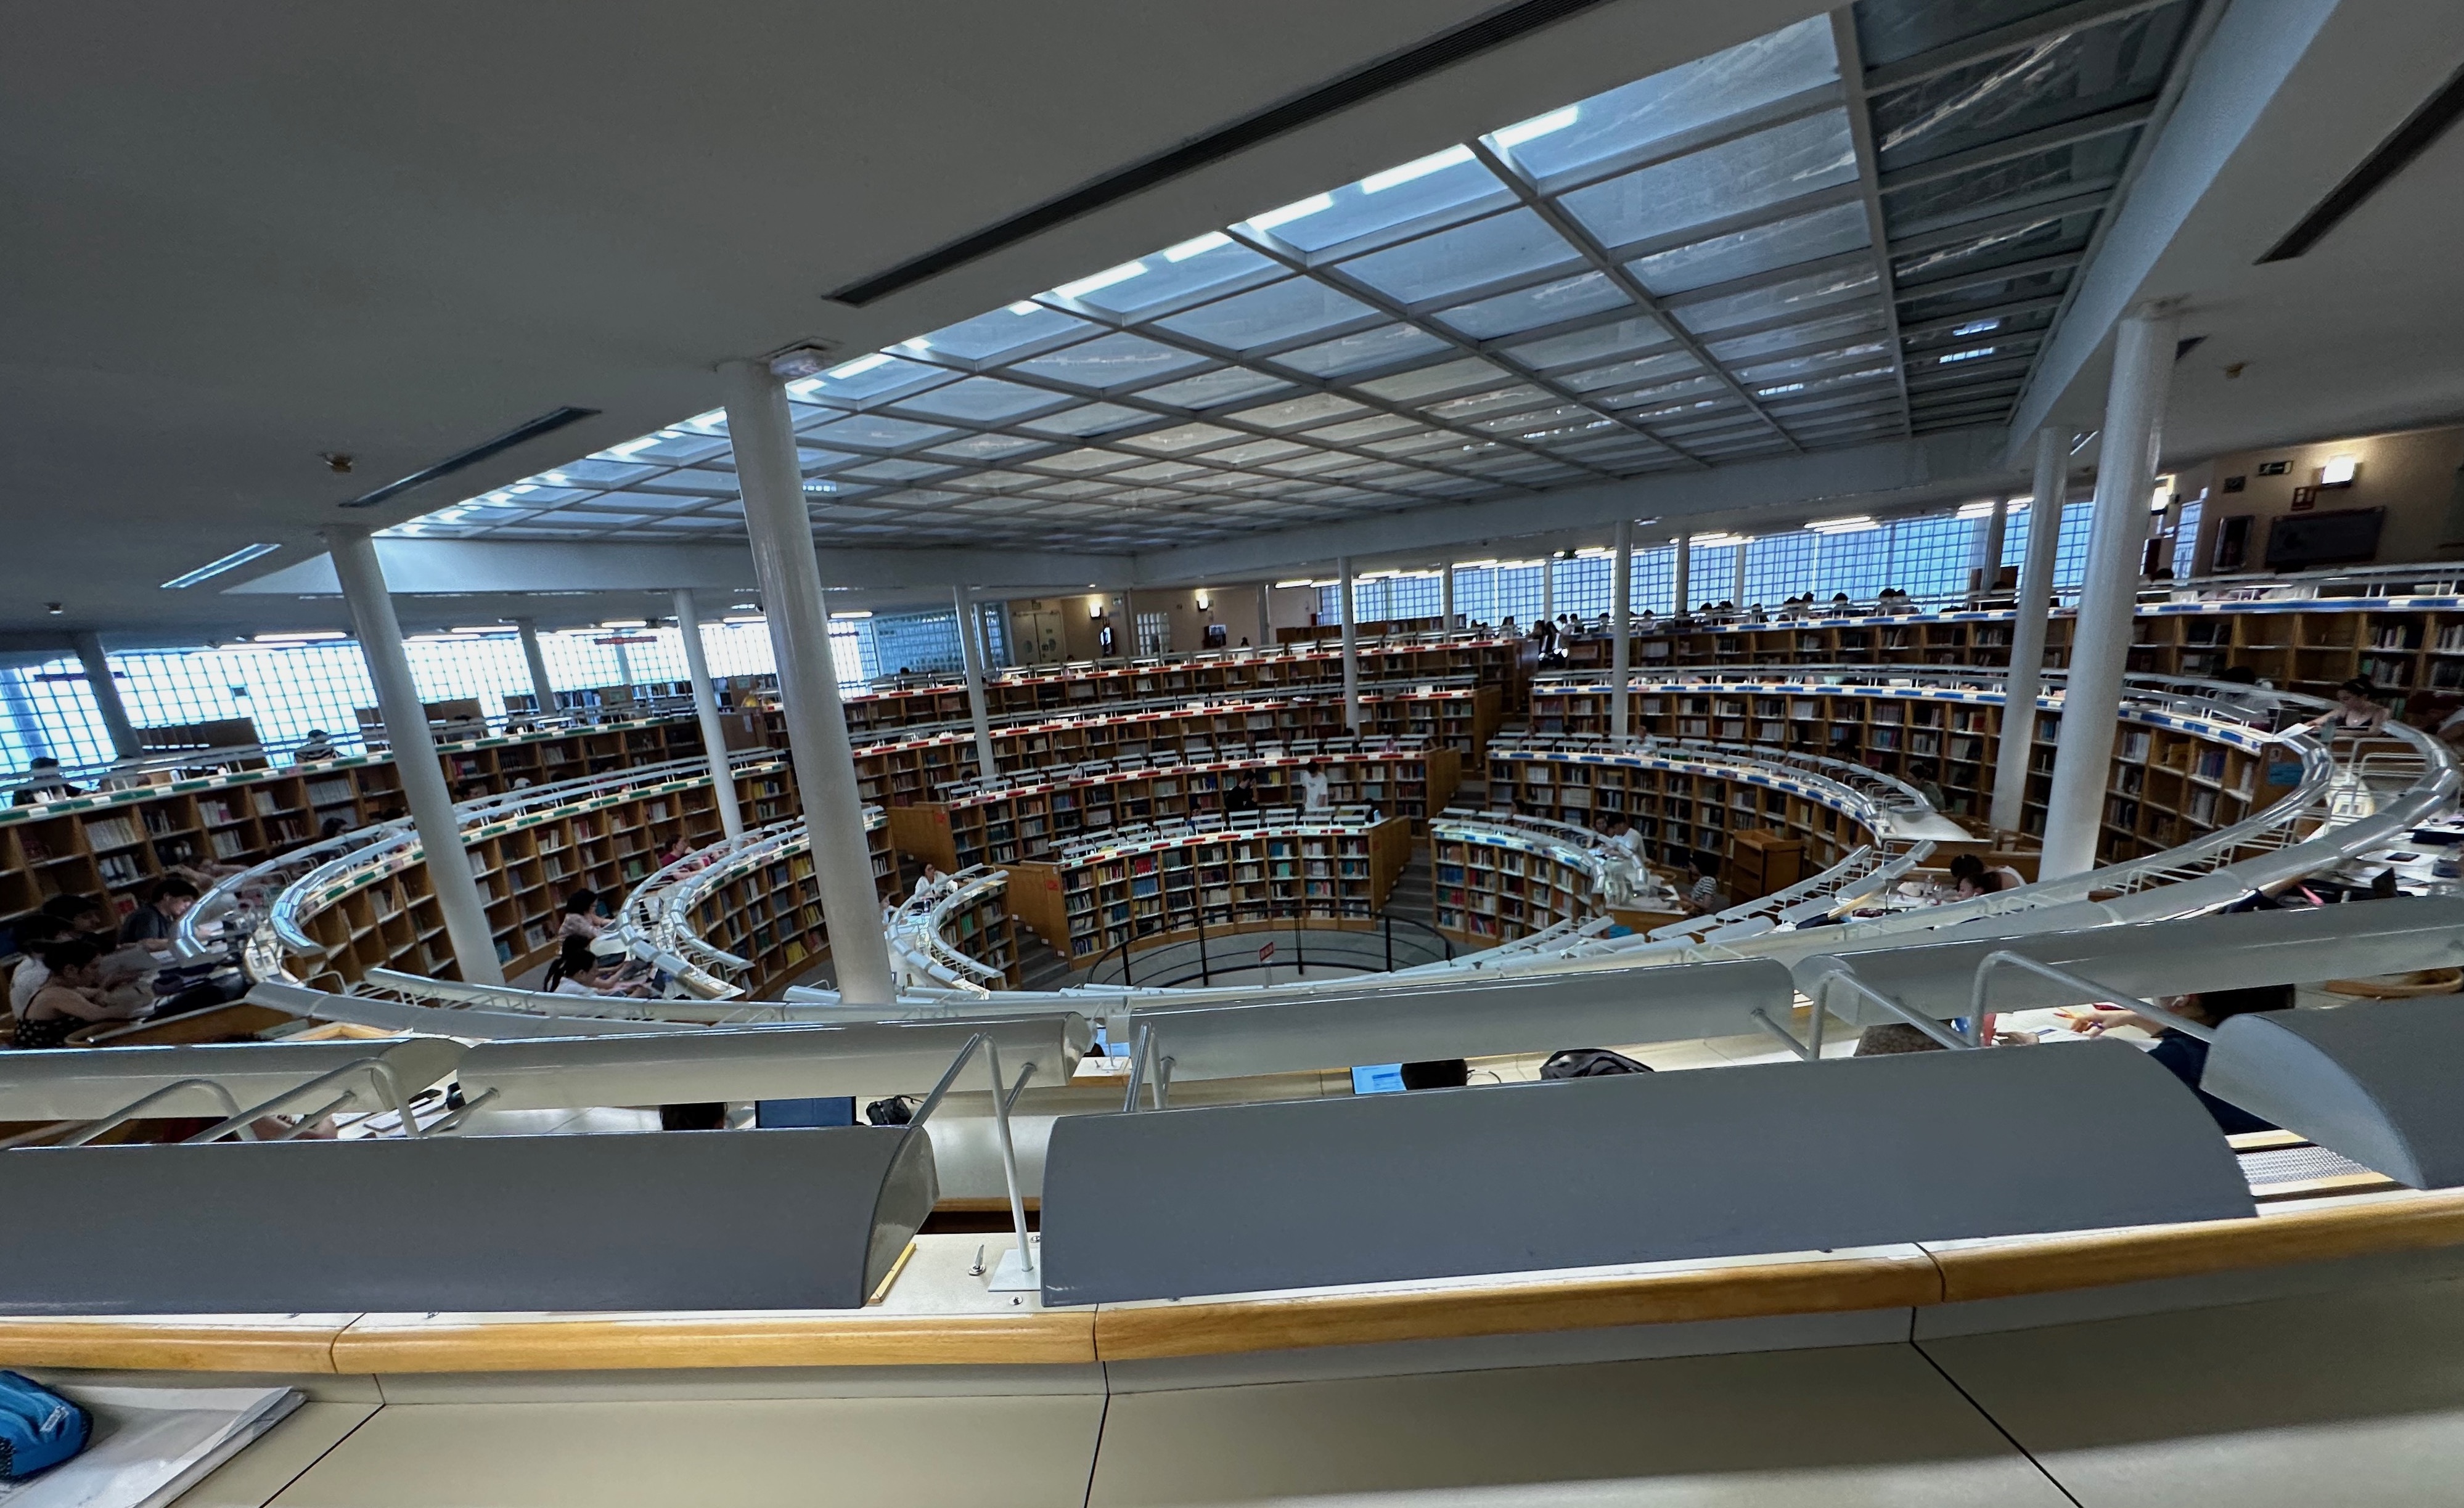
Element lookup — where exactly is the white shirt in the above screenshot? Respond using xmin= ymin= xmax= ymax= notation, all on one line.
xmin=1688 ymin=874 xmax=1719 ymax=908
xmin=1295 ymin=770 xmax=1331 ymax=812
xmin=9 ymin=956 xmax=50 ymax=1016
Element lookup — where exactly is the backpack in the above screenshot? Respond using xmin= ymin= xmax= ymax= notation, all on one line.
xmin=0 ymin=1369 xmax=90 ymax=1481
xmin=1540 ymin=1048 xmax=1653 ymax=1080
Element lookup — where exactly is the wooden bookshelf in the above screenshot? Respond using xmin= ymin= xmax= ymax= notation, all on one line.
xmin=290 ymin=757 xmax=795 ymax=985
xmin=839 ymin=635 xmax=1532 ymax=733
xmin=1565 ymin=598 xmax=2464 ymax=705
xmin=845 ymin=688 xmax=1500 ymax=812
xmin=914 ymin=871 xmax=1025 ymax=990
xmin=1483 ymin=743 xmax=1884 ymax=894
xmin=1524 ymin=676 xmax=2298 ymax=871
xmin=1007 ymin=817 xmax=1412 ymax=964
xmin=675 ymin=819 xmax=900 ymax=1000
xmin=0 ymin=714 xmax=708 ymax=950
xmin=897 ymin=744 xmax=1462 ymax=871
xmin=1430 ymin=824 xmax=1598 ymax=948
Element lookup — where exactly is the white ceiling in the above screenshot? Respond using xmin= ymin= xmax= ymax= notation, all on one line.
xmin=7 ymin=0 xmax=2463 ymax=652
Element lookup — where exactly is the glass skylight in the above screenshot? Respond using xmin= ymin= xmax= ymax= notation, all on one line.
xmin=390 ymin=2 xmax=2198 ymax=550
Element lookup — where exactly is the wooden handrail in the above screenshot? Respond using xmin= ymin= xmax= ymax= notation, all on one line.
xmin=9 ymin=1191 xmax=2464 ymax=1374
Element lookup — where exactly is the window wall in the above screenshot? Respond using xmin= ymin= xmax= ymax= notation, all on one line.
xmin=0 ymin=607 xmax=978 ymax=778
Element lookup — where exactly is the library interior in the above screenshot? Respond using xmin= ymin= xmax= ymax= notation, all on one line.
xmin=9 ymin=1 xmax=2464 ymax=1502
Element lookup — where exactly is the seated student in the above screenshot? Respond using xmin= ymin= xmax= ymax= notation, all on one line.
xmin=1684 ymin=850 xmax=1724 ymax=913
xmin=542 ymin=936 xmax=651 ymax=998
xmin=12 ymin=757 xmax=81 ymax=806
xmin=911 ymin=864 xmax=954 ymax=905
xmin=10 ymin=940 xmax=149 ymax=1048
xmin=117 ymin=877 xmax=199 ymax=950
xmin=1907 ymin=761 xmax=1948 ymax=811
xmin=1222 ymin=771 xmax=1261 ymax=817
xmin=2069 ymin=985 xmax=2294 ymax=1135
xmin=41 ymin=892 xmax=115 ymax=948
xmin=293 ymin=729 xmax=339 ymax=762
xmin=2314 ymin=677 xmax=2390 ymax=738
xmin=555 ymin=889 xmax=606 ymax=941
xmin=7 ymin=915 xmax=70 ymax=1018
xmin=1946 ymin=854 xmax=2002 ymax=901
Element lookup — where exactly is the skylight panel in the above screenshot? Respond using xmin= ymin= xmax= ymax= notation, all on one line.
xmin=1555 ymin=348 xmax=1701 ymax=394
xmin=1558 ymin=110 xmax=1859 ymax=255
xmin=1336 ymin=208 xmax=1583 ymax=306
xmin=1154 ymin=277 xmax=1378 ymax=350
xmin=890 ymin=375 xmax=1068 ymax=423
xmin=1351 ymin=356 xmax=1510 ymax=402
xmin=1495 ymin=15 xmax=1838 ymax=186
xmin=1230 ymin=392 xmax=1365 ymax=430
xmin=1624 ymin=198 xmax=1873 ymax=296
xmin=910 ymin=303 xmax=1095 ymax=362
xmin=1063 ymin=235 xmax=1279 ymax=316
xmin=925 ymin=432 xmax=1052 ymax=460
xmin=1018 ymin=402 xmax=1153 ymax=437
xmin=1268 ymin=321 xmax=1452 ymax=378
xmin=1129 ymin=367 xmax=1290 ymax=410
xmin=783 ymin=353 xmax=956 ymax=407
xmin=1115 ymin=422 xmax=1244 ymax=455
xmin=1007 ymin=332 xmax=1209 ymax=391
xmin=1668 ymin=265 xmax=1879 ymax=334
xmin=1256 ymin=150 xmax=1513 ymax=255
xmin=1499 ymin=313 xmax=1671 ymax=372
xmin=798 ymin=413 xmax=961 ymax=451
xmin=1435 ymin=269 xmax=1631 ymax=338
xmin=1704 ymin=309 xmax=1886 ymax=364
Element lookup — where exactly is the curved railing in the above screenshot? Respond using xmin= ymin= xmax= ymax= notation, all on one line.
xmin=887 ymin=865 xmax=1013 ymax=995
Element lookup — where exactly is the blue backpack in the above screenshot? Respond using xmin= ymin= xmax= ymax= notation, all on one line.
xmin=0 ymin=1369 xmax=90 ymax=1480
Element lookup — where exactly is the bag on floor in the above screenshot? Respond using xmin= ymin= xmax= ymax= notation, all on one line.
xmin=0 ymin=1369 xmax=91 ymax=1480
xmin=1540 ymin=1048 xmax=1653 ymax=1079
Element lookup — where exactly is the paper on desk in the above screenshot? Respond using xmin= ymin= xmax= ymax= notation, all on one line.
xmin=0 ymin=1384 xmax=300 ymax=1508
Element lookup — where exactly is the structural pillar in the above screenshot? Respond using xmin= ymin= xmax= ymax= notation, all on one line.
xmin=1440 ymin=562 xmax=1455 ymax=631
xmin=719 ymin=359 xmax=897 ymax=1006
xmin=515 ymin=617 xmax=555 ymax=722
xmin=954 ymin=585 xmax=1000 ymax=783
xmin=1610 ymin=519 xmax=1633 ymax=741
xmin=1541 ymin=554 xmax=1555 ymax=622
xmin=70 ymin=630 xmax=139 ymax=762
xmin=324 ymin=528 xmax=505 ymax=986
xmin=671 ymin=589 xmax=744 ymax=841
xmin=1981 ymin=497 xmax=2009 ymax=598
xmin=1338 ymin=556 xmax=1360 ymax=732
xmin=1731 ymin=543 xmax=1748 ymax=606
xmin=1990 ymin=430 xmax=2069 ymax=837
xmin=2039 ymin=306 xmax=2179 ymax=880
xmin=1673 ymin=533 xmax=1692 ymax=616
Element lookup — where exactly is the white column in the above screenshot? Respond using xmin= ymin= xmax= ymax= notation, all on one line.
xmin=1991 ymin=430 xmax=2069 ymax=836
xmin=2039 ymin=307 xmax=2179 ymax=880
xmin=324 ymin=528 xmax=505 ymax=986
xmin=720 ymin=359 xmax=896 ymax=1006
xmin=973 ymin=599 xmax=1001 ymax=670
xmin=515 ymin=617 xmax=556 ymax=721
xmin=671 ymin=589 xmax=743 ymax=841
xmin=1981 ymin=497 xmax=2010 ymax=597
xmin=954 ymin=585 xmax=1000 ymax=782
xmin=1255 ymin=582 xmax=1272 ymax=649
xmin=611 ymin=639 xmax=636 ymax=693
xmin=1731 ymin=542 xmax=1749 ymax=606
xmin=1440 ymin=562 xmax=1455 ymax=631
xmin=1673 ymin=533 xmax=1692 ymax=615
xmin=1610 ymin=519 xmax=1633 ymax=741
xmin=1541 ymin=555 xmax=1555 ymax=622
xmin=1338 ymin=556 xmax=1360 ymax=731
xmin=71 ymin=631 xmax=140 ymax=761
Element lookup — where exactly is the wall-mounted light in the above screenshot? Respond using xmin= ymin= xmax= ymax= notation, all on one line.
xmin=2320 ymin=455 xmax=2359 ymax=487
xmin=1193 ymin=590 xmax=1211 ymax=611
xmin=1087 ymin=595 xmax=1107 ymax=619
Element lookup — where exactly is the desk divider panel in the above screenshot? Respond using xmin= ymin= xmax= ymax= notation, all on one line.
xmin=1792 ymin=897 xmax=2464 ymax=1021
xmin=1038 ymin=1040 xmax=2253 ymax=1306
xmin=1126 ymin=959 xmax=1794 ymax=1081
xmin=0 ymin=1037 xmax=466 ymax=1122
xmin=457 ymin=1014 xmax=1090 ymax=1110
xmin=0 ymin=1127 xmax=935 ymax=1314
xmin=2203 ymin=997 xmax=2464 ymax=1188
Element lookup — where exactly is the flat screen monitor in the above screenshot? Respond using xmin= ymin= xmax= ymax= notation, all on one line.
xmin=2265 ymin=508 xmax=2383 ymax=569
